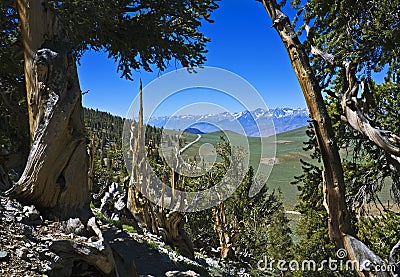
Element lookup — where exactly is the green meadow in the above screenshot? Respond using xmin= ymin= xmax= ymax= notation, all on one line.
xmin=179 ymin=126 xmax=311 ymax=210
xmin=179 ymin=126 xmax=394 ymax=212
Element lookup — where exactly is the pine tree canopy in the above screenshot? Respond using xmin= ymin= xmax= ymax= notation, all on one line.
xmin=292 ymin=0 xmax=399 ymax=80
xmin=0 ymin=0 xmax=219 ymax=80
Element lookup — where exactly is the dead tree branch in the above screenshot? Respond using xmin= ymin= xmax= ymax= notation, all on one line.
xmin=341 ymin=61 xmax=400 ymax=173
xmin=306 ymin=29 xmax=400 ymax=174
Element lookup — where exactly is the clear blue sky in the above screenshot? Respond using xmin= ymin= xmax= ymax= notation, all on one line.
xmin=78 ymin=0 xmax=307 ymax=118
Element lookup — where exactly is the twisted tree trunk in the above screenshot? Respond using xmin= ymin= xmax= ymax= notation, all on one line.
xmin=156 ymin=168 xmax=194 ymax=258
xmin=7 ymin=0 xmax=90 ymax=220
xmin=261 ymin=1 xmax=392 ymax=276
xmin=127 ymin=80 xmax=194 ymax=258
xmin=0 ymin=160 xmax=10 ymax=191
xmin=341 ymin=61 xmax=400 ymax=174
xmin=260 ymin=0 xmax=353 ymax=244
xmin=127 ymin=79 xmax=159 ymax=233
xmin=157 ymin=209 xmax=195 ymax=259
xmin=213 ymin=202 xmax=237 ymax=259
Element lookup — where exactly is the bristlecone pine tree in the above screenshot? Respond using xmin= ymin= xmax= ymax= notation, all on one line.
xmin=1 ymin=0 xmax=218 ymax=220
xmin=7 ymin=0 xmax=91 ymax=219
xmin=127 ymin=80 xmax=194 ymax=258
xmin=127 ymin=80 xmax=159 ymax=234
xmin=260 ymin=0 xmax=400 ymax=276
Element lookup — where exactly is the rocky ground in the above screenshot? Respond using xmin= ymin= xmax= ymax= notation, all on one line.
xmin=0 ymin=195 xmax=244 ymax=277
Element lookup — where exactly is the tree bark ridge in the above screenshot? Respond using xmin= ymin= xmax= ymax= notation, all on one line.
xmin=7 ymin=0 xmax=90 ymax=220
xmin=127 ymin=80 xmax=194 ymax=258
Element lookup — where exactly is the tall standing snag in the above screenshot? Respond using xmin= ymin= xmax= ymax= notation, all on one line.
xmin=126 ymin=81 xmax=194 ymax=258
xmin=127 ymin=79 xmax=159 ymax=234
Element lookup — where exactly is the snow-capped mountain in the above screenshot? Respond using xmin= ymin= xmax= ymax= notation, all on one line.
xmin=147 ymin=108 xmax=309 ymax=137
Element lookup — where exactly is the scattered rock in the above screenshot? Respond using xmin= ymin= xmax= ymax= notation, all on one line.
xmin=0 ymin=250 xmax=8 ymax=260
xmin=21 ymin=223 xmax=36 ymax=236
xmin=61 ymin=218 xmax=86 ymax=235
xmin=16 ymin=247 xmax=28 ymax=259
xmin=22 ymin=205 xmax=43 ymax=226
xmin=165 ymin=270 xmax=201 ymax=277
xmin=100 ymin=182 xmax=127 ymax=220
xmin=5 ymin=199 xmax=22 ymax=212
xmin=0 ymin=195 xmax=141 ymax=276
xmin=0 ymin=194 xmax=224 ymax=277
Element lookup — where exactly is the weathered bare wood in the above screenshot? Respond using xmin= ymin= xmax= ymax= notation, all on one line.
xmin=88 ymin=134 xmax=95 ymax=192
xmin=389 ymin=239 xmax=400 ymax=266
xmin=304 ymin=32 xmax=400 ymax=173
xmin=127 ymin=79 xmax=159 ymax=234
xmin=341 ymin=62 xmax=400 ymax=173
xmin=261 ymin=0 xmax=352 ymax=244
xmin=126 ymin=80 xmax=194 ymax=257
xmin=0 ymin=162 xmax=11 ymax=191
xmin=49 ymin=239 xmax=116 ymax=276
xmin=344 ymin=235 xmax=394 ymax=277
xmin=6 ymin=0 xmax=90 ymax=220
xmin=157 ymin=210 xmax=195 ymax=259
xmin=49 ymin=218 xmax=138 ymax=277
xmin=261 ymin=1 xmax=391 ymax=276
xmin=213 ymin=202 xmax=237 ymax=259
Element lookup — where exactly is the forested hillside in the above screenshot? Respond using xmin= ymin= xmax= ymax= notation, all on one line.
xmin=84 ymin=108 xmax=127 ymax=194
xmin=83 ymin=107 xmax=293 ymax=276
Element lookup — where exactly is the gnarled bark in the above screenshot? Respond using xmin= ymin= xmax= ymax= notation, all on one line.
xmin=49 ymin=239 xmax=116 ymax=276
xmin=389 ymin=239 xmax=400 ymax=268
xmin=157 ymin=210 xmax=195 ymax=259
xmin=260 ymin=0 xmax=353 ymax=243
xmin=344 ymin=235 xmax=393 ymax=277
xmin=127 ymin=80 xmax=194 ymax=258
xmin=341 ymin=61 xmax=400 ymax=173
xmin=260 ymin=1 xmax=392 ymax=276
xmin=127 ymin=79 xmax=159 ymax=234
xmin=6 ymin=0 xmax=90 ymax=220
xmin=213 ymin=202 xmax=238 ymax=259
xmin=49 ymin=218 xmax=138 ymax=277
xmin=304 ymin=28 xmax=400 ymax=175
xmin=0 ymin=161 xmax=11 ymax=191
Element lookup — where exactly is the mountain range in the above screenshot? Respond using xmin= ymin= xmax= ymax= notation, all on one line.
xmin=147 ymin=108 xmax=310 ymax=137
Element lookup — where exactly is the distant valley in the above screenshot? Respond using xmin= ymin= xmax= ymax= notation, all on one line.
xmin=179 ymin=126 xmax=312 ymax=209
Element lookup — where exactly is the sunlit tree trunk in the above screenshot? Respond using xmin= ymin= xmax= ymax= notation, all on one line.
xmin=127 ymin=80 xmax=194 ymax=258
xmin=260 ymin=0 xmax=352 ymax=245
xmin=157 ymin=208 xmax=195 ymax=259
xmin=127 ymin=79 xmax=159 ymax=233
xmin=213 ymin=202 xmax=236 ymax=259
xmin=261 ymin=1 xmax=391 ymax=276
xmin=8 ymin=0 xmax=90 ymax=220
xmin=157 ymin=171 xmax=194 ymax=258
